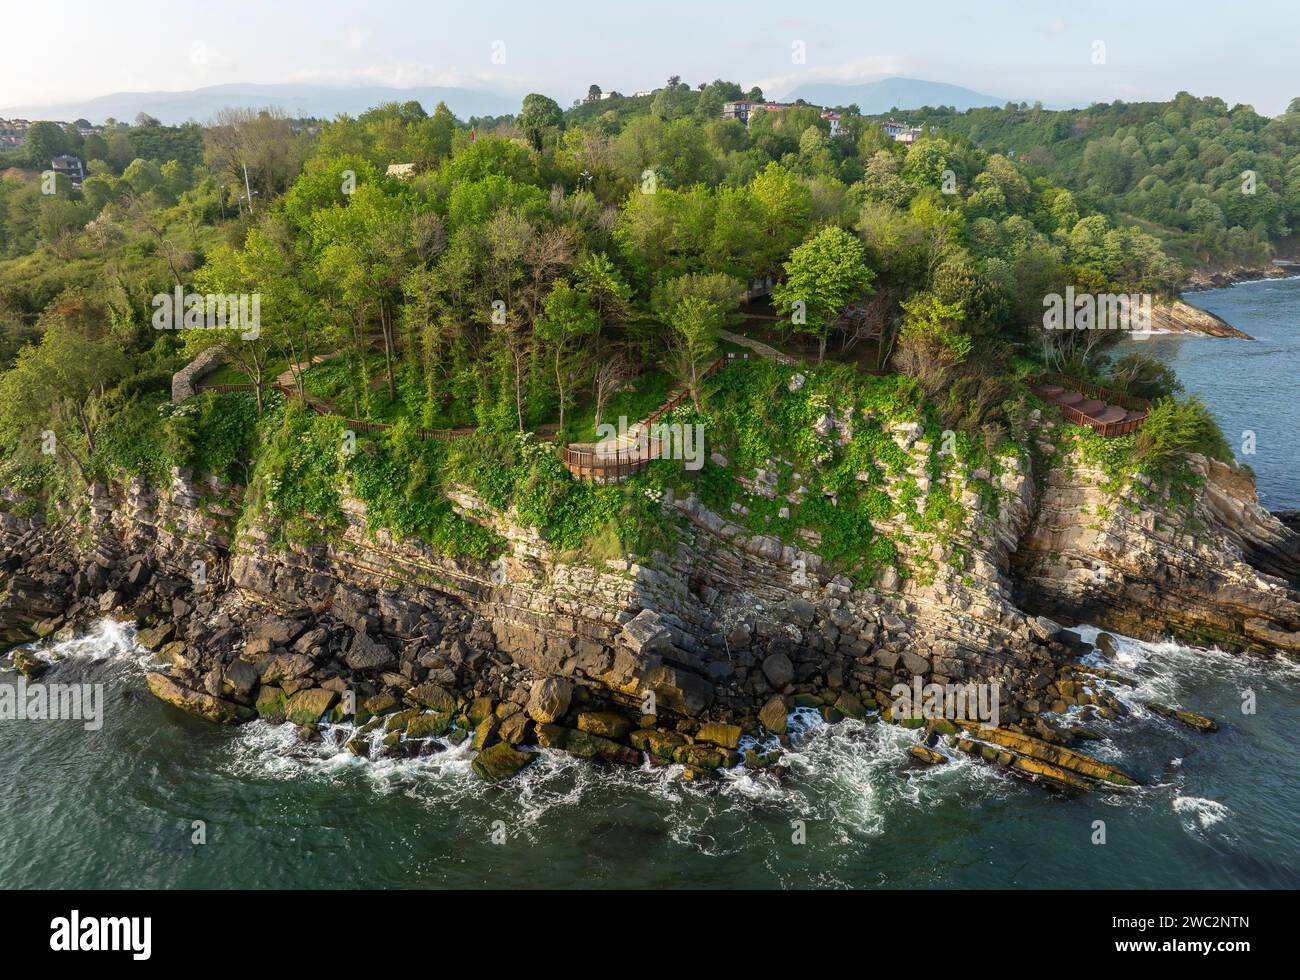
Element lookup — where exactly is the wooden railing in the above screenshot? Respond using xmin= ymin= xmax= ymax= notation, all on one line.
xmin=563 ymin=353 xmax=742 ymax=481
xmin=1036 ymin=373 xmax=1151 ymax=438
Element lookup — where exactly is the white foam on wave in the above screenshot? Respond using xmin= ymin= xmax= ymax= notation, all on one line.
xmin=217 ymin=701 xmax=1018 ymax=854
xmin=1173 ymin=795 xmax=1232 ymax=833
xmin=19 ymin=617 xmax=145 ymax=668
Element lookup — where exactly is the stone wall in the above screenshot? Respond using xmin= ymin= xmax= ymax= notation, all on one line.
xmin=170 ymin=347 xmax=226 ymax=404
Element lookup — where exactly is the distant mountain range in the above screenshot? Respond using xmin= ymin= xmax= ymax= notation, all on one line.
xmin=2 ymin=76 xmax=1070 ymax=127
xmin=779 ymin=77 xmax=1028 ymax=113
xmin=0 ymin=83 xmax=523 ymax=125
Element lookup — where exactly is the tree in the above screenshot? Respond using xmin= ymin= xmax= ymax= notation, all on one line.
xmin=535 ymin=280 xmax=599 ymax=435
xmin=0 ymin=323 xmax=128 ymax=482
xmin=24 ymin=121 xmax=69 ymax=168
xmin=518 ymin=94 xmax=564 ymax=151
xmin=653 ymin=273 xmax=741 ymax=409
xmin=772 ymin=226 xmax=874 ymax=362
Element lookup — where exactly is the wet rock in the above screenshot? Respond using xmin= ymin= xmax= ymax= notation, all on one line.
xmin=576 ymin=711 xmax=632 ymax=741
xmin=910 ymin=745 xmax=946 ymax=765
xmin=1146 ymin=702 xmax=1218 ymax=733
xmin=405 ymin=712 xmax=452 ymax=738
xmin=758 ymin=696 xmax=788 ymax=735
xmin=472 ymin=741 xmax=538 ymax=782
xmin=695 ymin=721 xmax=741 ymax=750
xmin=283 ymin=688 xmax=337 ymax=726
xmin=629 ymin=728 xmax=685 ymax=758
xmin=255 ymin=685 xmax=286 ymax=722
xmin=147 ymin=672 xmax=253 ymax=724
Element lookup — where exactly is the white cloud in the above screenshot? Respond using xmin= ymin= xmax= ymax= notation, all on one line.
xmin=344 ymin=27 xmax=370 ymax=51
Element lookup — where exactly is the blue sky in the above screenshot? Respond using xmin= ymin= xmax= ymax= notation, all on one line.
xmin=4 ymin=0 xmax=1298 ymax=115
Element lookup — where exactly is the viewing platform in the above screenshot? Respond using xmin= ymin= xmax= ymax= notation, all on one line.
xmin=1031 ymin=373 xmax=1150 ymax=437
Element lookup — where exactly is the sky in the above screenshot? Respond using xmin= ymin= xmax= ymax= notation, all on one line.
xmin=2 ymin=0 xmax=1298 ymax=115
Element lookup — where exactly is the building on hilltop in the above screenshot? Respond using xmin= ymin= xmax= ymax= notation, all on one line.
xmin=880 ymin=119 xmax=923 ymax=143
xmin=50 ymin=154 xmax=85 ymax=188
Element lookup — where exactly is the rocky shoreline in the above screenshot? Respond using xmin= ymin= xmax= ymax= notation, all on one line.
xmin=1181 ymin=261 xmax=1298 ymax=293
xmin=4 ymin=414 xmax=1299 ymax=792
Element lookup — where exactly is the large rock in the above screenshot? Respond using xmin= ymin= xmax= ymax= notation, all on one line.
xmin=472 ymin=741 xmax=538 ymax=782
xmin=696 ymin=721 xmax=741 ymax=750
xmin=527 ymin=676 xmax=572 ymax=724
xmin=619 ymin=609 xmax=671 ymax=656
xmin=408 ymin=681 xmax=457 ymax=712
xmin=284 ymin=688 xmax=337 ymax=726
xmin=758 ymin=696 xmax=788 ymax=735
xmin=147 ymin=672 xmax=253 ymax=725
xmin=761 ymin=653 xmax=794 ymax=688
xmin=345 ymin=630 xmax=396 ymax=671
xmin=576 ymin=711 xmax=632 ymax=740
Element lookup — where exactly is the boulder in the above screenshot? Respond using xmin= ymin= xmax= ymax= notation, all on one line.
xmin=407 ymin=681 xmax=457 ymax=713
xmin=345 ymin=631 xmax=396 ymax=671
xmin=620 ymin=609 xmax=672 ymax=657
xmin=284 ymin=688 xmax=337 ymax=726
xmin=472 ymin=741 xmax=538 ymax=782
xmin=758 ymin=696 xmax=788 ymax=735
xmin=526 ymin=676 xmax=572 ymax=724
xmin=147 ymin=672 xmax=253 ymax=725
xmin=498 ymin=712 xmax=533 ymax=746
xmin=761 ymin=653 xmax=794 ymax=688
xmin=221 ymin=658 xmax=258 ymax=700
xmin=695 ymin=721 xmax=742 ymax=750
xmin=576 ymin=711 xmax=632 ymax=741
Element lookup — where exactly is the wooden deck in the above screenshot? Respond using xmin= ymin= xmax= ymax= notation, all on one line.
xmin=561 ymin=353 xmax=745 ymax=482
xmin=1031 ymin=373 xmax=1150 ymax=437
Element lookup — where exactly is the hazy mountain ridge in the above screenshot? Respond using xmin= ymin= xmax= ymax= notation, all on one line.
xmin=0 ymin=82 xmax=522 ymax=125
xmin=779 ymin=76 xmax=1044 ymax=112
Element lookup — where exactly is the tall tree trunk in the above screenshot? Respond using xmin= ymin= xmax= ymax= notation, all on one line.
xmin=380 ymin=299 xmax=397 ymax=401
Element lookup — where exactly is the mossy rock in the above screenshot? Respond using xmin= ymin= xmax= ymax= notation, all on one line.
xmin=630 ymin=728 xmax=685 ymax=758
xmin=472 ymin=742 xmax=539 ymax=783
xmin=384 ymin=708 xmax=421 ymax=734
xmin=695 ymin=722 xmax=742 ymax=750
xmin=255 ymin=685 xmax=286 ymax=723
xmin=926 ymin=718 xmax=958 ymax=737
xmin=405 ymin=712 xmax=453 ymax=739
xmin=284 ymin=688 xmax=337 ymax=727
xmin=564 ymin=729 xmax=640 ymax=765
xmin=467 ymin=696 xmax=495 ymax=726
xmin=576 ymin=711 xmax=632 ymax=741
xmin=673 ymin=743 xmax=725 ymax=769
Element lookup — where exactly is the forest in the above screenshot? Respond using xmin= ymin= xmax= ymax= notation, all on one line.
xmin=0 ymin=81 xmax=1282 ymax=572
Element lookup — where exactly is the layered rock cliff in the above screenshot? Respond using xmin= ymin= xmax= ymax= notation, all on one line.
xmin=4 ymin=407 xmax=1297 ymax=789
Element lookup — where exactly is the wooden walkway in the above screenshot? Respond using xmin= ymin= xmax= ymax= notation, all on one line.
xmin=1031 ymin=373 xmax=1150 ymax=437
xmin=561 ymin=353 xmax=755 ymax=482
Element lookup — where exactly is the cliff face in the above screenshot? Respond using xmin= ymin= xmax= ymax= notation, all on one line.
xmin=4 ymin=414 xmax=1297 ymax=787
xmin=1150 ymin=299 xmax=1253 ymax=339
xmin=1013 ymin=449 xmax=1300 ymax=657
